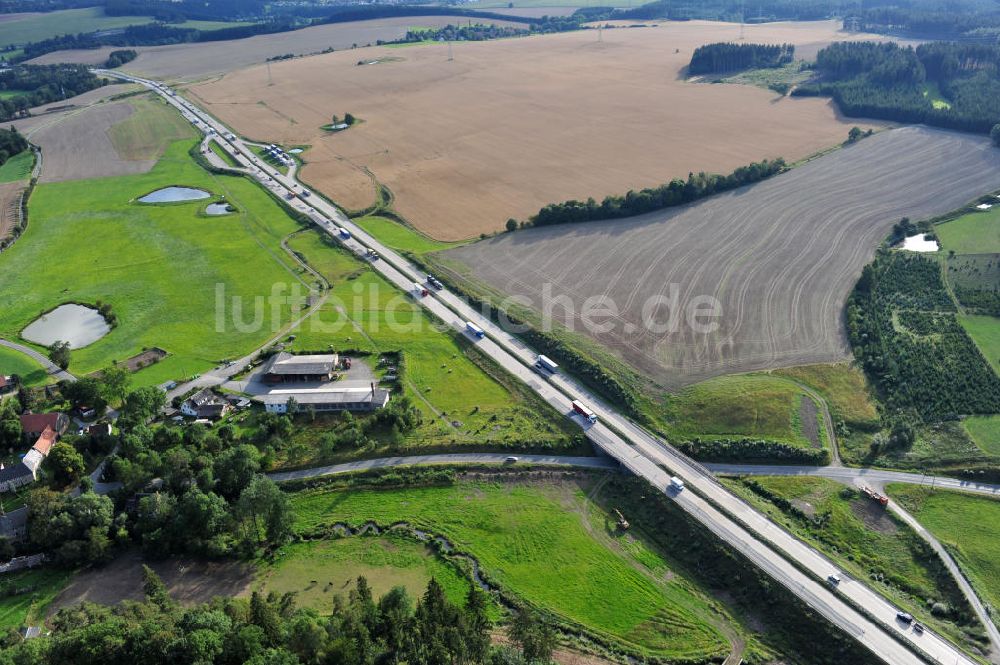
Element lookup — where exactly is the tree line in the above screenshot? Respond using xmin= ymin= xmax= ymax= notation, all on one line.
xmin=793 ymin=41 xmax=1000 ymax=134
xmin=688 ymin=42 xmax=794 ymax=75
xmin=105 ymin=49 xmax=138 ymax=68
xmin=0 ymin=569 xmax=554 ymax=665
xmin=526 ymin=158 xmax=785 ymax=227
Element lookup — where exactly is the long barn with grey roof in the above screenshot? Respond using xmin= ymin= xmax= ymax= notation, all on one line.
xmin=262 ymin=352 xmax=339 ymax=383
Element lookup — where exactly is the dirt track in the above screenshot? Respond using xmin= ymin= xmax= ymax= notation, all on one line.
xmin=444 ymin=127 xmax=1000 ymax=388
xmin=190 ymin=20 xmax=886 ymax=240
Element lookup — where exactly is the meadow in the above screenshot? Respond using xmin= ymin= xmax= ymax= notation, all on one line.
xmin=282 ymin=230 xmax=575 ymax=456
xmin=958 ymin=314 xmax=1000 ymax=376
xmin=258 ymin=535 xmax=475 ymax=614
xmin=724 ymin=476 xmax=979 ymax=648
xmin=0 ymin=345 xmax=49 ymax=386
xmin=288 ymin=477 xmax=734 ymax=660
xmin=107 ymin=96 xmax=196 ymax=162
xmin=888 ymin=485 xmax=1000 ymax=616
xmin=937 ymin=207 xmax=1000 ymax=255
xmin=773 ymin=363 xmax=879 ymax=427
xmin=962 ymin=415 xmax=1000 ymax=456
xmin=0 ymin=139 xmax=308 ymax=380
xmin=0 ymin=567 xmax=75 ymax=630
xmin=0 ymin=150 xmax=32 ymax=183
xmin=664 ymin=373 xmax=821 ymax=448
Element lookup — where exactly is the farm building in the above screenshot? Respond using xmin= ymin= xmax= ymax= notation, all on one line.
xmin=0 ymin=425 xmax=58 ymax=492
xmin=261 ymin=352 xmax=339 ymax=384
xmin=19 ymin=412 xmax=68 ymax=441
xmin=180 ymin=389 xmax=232 ymax=420
xmin=256 ymin=385 xmax=389 ymax=413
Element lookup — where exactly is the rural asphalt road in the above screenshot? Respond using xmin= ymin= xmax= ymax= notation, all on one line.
xmin=268 ymin=453 xmax=619 ymax=483
xmin=100 ymin=69 xmax=984 ymax=665
xmin=0 ymin=338 xmax=75 ymax=382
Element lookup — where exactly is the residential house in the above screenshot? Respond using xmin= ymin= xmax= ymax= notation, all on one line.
xmin=88 ymin=423 xmax=112 ymax=438
xmin=19 ymin=412 xmax=68 ymax=441
xmin=180 ymin=389 xmax=231 ymax=420
xmin=0 ymin=463 xmax=33 ymax=493
xmin=0 ymin=376 xmax=13 ymax=395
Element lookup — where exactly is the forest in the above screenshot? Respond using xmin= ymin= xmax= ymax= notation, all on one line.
xmin=846 ymin=250 xmax=1000 ymax=421
xmin=0 ymin=65 xmax=105 ymax=122
xmin=528 ymin=158 xmax=786 ymax=227
xmin=793 ymin=41 xmax=1000 ymax=134
xmin=688 ymin=42 xmax=794 ymax=74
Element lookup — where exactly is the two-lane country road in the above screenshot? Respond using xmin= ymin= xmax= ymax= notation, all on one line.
xmin=99 ymin=69 xmax=982 ymax=665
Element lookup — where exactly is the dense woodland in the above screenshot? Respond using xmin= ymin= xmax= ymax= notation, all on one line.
xmin=847 ymin=250 xmax=1000 ymax=421
xmin=794 ymin=41 xmax=1000 ymax=133
xmin=0 ymin=64 xmax=105 ymax=121
xmin=105 ymin=48 xmax=138 ymax=68
xmin=528 ymin=158 xmax=786 ymax=227
xmin=688 ymin=42 xmax=794 ymax=74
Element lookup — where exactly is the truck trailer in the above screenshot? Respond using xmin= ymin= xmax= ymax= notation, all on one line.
xmin=534 ymin=355 xmax=558 ymax=374
xmin=465 ymin=321 xmax=485 ymax=339
xmin=571 ymin=400 xmax=597 ymax=423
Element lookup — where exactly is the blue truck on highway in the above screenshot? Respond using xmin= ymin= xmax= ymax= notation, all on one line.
xmin=465 ymin=321 xmax=485 ymax=339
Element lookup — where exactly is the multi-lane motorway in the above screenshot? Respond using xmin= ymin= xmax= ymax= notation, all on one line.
xmin=99 ymin=69 xmax=981 ymax=665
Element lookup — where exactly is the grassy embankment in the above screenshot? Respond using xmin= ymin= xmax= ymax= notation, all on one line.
xmin=0 ymin=138 xmax=308 ymax=383
xmin=723 ymin=475 xmax=987 ymax=651
xmin=278 ymin=229 xmax=578 ymax=465
xmin=288 ymin=476 xmax=736 ymax=661
xmin=889 ymin=484 xmax=1000 ymax=619
xmin=208 ymin=140 xmax=241 ymax=168
xmin=0 ymin=150 xmax=33 ymax=183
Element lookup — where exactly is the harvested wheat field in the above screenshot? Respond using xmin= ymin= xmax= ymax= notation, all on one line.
xmin=28 ymin=16 xmax=522 ymax=80
xmin=444 ymin=127 xmax=1000 ymax=388
xmin=191 ymin=20 xmax=886 ymax=240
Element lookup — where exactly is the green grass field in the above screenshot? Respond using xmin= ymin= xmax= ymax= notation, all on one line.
xmin=289 ymin=478 xmax=732 ymax=660
xmin=962 ymin=415 xmax=1000 ymax=456
xmin=937 ymin=208 xmax=1000 ymax=255
xmin=0 ymin=567 xmax=75 ymax=630
xmin=0 ymin=139 xmax=308 ymax=380
xmin=107 ymin=96 xmax=195 ymax=161
xmin=0 ymin=345 xmax=49 ymax=386
xmin=0 ymin=150 xmax=33 ymax=184
xmin=773 ymin=363 xmax=879 ymax=427
xmin=664 ymin=373 xmax=819 ymax=447
xmin=208 ymin=140 xmax=240 ymax=168
xmin=958 ymin=314 xmax=1000 ymax=376
xmin=889 ymin=485 xmax=1000 ymax=616
xmin=281 ymin=230 xmax=574 ymax=458
xmin=352 ymin=215 xmax=459 ymax=255
xmin=0 ymin=8 xmax=252 ymax=49
xmin=260 ymin=535 xmax=477 ymax=615
xmin=725 ymin=476 xmax=978 ymax=647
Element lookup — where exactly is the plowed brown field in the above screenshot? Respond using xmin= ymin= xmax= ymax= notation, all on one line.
xmin=191 ymin=20 xmax=886 ymax=240
xmin=444 ymin=127 xmax=1000 ymax=388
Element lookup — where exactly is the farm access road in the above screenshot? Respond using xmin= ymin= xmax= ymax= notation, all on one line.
xmin=100 ymin=68 xmax=979 ymax=665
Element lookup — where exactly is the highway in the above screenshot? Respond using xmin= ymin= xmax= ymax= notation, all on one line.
xmin=99 ymin=69 xmax=982 ymax=665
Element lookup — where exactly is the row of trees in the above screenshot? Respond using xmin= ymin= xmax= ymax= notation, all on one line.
xmin=527 ymin=158 xmax=786 ymax=227
xmin=688 ymin=42 xmax=794 ymax=74
xmin=0 ymin=570 xmax=552 ymax=665
xmin=794 ymin=41 xmax=1000 ymax=134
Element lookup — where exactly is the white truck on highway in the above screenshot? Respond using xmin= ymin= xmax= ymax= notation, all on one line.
xmin=669 ymin=476 xmax=685 ymax=492
xmin=534 ymin=354 xmax=558 ymax=374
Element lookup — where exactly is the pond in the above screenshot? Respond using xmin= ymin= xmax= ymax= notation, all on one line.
xmin=138 ymin=186 xmax=211 ymax=203
xmin=901 ymin=234 xmax=940 ymax=252
xmin=288 ymin=148 xmax=303 ymax=154
xmin=22 ymin=304 xmax=111 ymax=348
xmin=205 ymin=203 xmax=233 ymax=216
